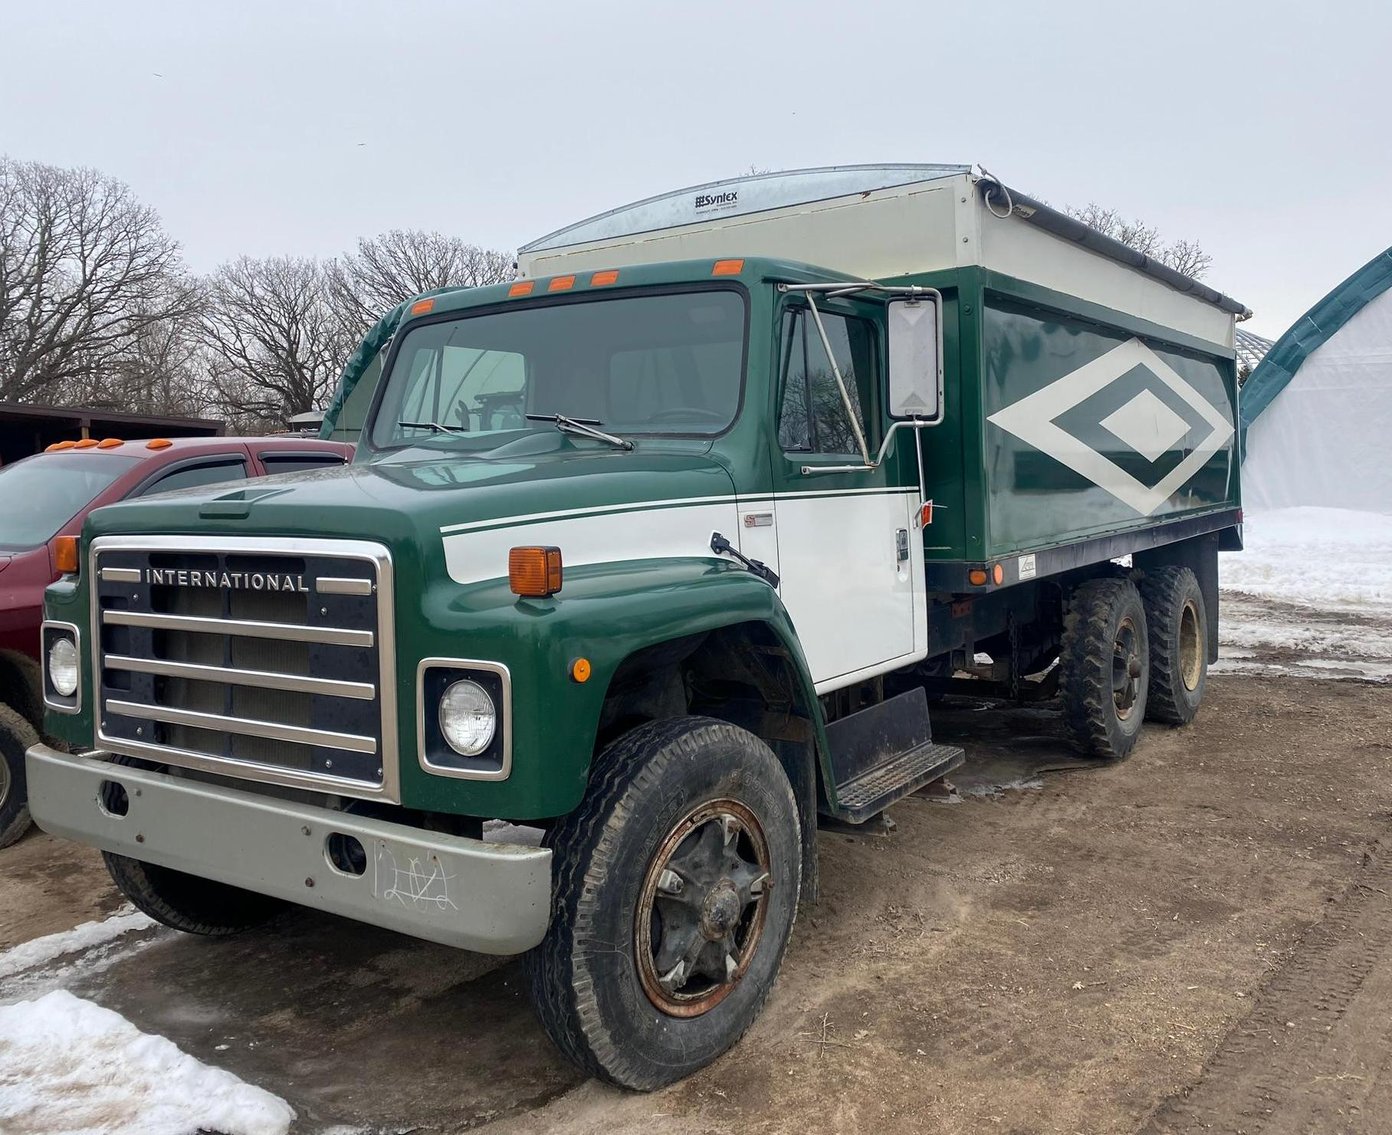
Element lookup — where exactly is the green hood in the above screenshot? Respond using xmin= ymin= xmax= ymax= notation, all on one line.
xmin=82 ymin=437 xmax=738 ymax=555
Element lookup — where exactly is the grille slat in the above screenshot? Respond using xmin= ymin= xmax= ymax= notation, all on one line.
xmin=106 ymin=699 xmax=378 ymax=754
xmin=92 ymin=538 xmax=396 ymax=801
xmin=102 ymin=609 xmax=374 ymax=648
xmin=102 ymin=655 xmax=375 ymax=700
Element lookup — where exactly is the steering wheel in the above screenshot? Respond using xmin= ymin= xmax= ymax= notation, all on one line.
xmin=646 ymin=407 xmax=728 ymax=424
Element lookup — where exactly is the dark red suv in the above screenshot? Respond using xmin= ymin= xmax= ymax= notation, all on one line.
xmin=0 ymin=435 xmax=353 ymax=846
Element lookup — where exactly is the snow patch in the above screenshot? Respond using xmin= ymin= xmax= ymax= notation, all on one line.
xmin=0 ymin=990 xmax=294 ymax=1135
xmin=0 ymin=908 xmax=155 ymax=983
xmin=1219 ymin=507 xmax=1392 ymax=681
xmin=1221 ymin=507 xmax=1392 ymax=610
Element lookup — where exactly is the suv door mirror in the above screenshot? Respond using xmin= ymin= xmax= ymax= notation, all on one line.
xmin=886 ymin=296 xmax=943 ymax=422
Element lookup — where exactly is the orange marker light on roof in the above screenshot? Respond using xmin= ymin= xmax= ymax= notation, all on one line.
xmin=548 ymin=275 xmax=575 ymax=292
xmin=712 ymin=259 xmax=744 ymax=276
xmin=54 ymin=536 xmax=79 ymax=575
xmin=75 ymin=438 xmax=98 ymax=449
xmin=146 ymin=438 xmax=173 ymax=450
xmin=44 ymin=443 xmax=61 ymax=452
xmin=508 ymin=281 xmax=535 ymax=298
xmin=509 ymin=546 xmax=562 ymax=598
xmin=97 ymin=437 xmax=123 ymax=448
xmin=410 ymin=298 xmax=435 ymax=315
xmin=51 ymin=440 xmax=76 ymax=451
xmin=590 ymin=270 xmax=619 ymax=286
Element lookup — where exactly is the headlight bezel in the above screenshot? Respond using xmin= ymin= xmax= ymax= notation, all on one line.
xmin=416 ymin=658 xmax=511 ymax=781
xmin=41 ymin=620 xmax=82 ymax=714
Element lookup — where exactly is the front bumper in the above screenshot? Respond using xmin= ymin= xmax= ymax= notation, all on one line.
xmin=25 ymin=743 xmax=552 ymax=955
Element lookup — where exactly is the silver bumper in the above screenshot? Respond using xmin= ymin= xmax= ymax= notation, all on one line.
xmin=25 ymin=743 xmax=552 ymax=955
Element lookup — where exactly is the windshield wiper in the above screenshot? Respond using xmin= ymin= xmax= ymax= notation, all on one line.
xmin=398 ymin=420 xmax=467 ymax=436
xmin=525 ymin=413 xmax=633 ymax=451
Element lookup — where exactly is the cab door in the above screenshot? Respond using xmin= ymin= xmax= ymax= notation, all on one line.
xmin=769 ymin=299 xmax=921 ymax=691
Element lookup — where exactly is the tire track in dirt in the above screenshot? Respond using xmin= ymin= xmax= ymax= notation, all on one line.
xmin=1141 ymin=827 xmax=1392 ymax=1134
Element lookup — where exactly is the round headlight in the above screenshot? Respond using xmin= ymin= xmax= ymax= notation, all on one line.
xmin=439 ymin=679 xmax=496 ymax=756
xmin=49 ymin=636 xmax=79 ymax=697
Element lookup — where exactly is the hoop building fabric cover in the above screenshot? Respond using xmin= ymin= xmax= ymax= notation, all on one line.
xmin=1241 ymin=247 xmax=1392 ymax=514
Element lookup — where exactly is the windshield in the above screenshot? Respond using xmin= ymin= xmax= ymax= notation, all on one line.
xmin=0 ymin=451 xmax=140 ymax=550
xmin=370 ymin=289 xmax=746 ymax=450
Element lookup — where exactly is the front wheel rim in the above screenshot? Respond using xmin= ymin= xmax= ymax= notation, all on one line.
xmin=0 ymin=752 xmax=9 ymax=811
xmin=635 ymin=799 xmax=772 ymax=1018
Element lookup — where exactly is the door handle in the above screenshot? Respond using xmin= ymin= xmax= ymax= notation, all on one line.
xmin=895 ymin=528 xmax=910 ymax=564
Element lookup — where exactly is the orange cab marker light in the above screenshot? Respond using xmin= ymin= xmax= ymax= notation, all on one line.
xmin=508 ymin=281 xmax=535 ymax=298
xmin=548 ymin=275 xmax=575 ymax=292
xmin=968 ymin=568 xmax=989 ymax=587
xmin=97 ymin=437 xmax=123 ymax=449
xmin=712 ymin=259 xmax=744 ymax=276
xmin=44 ymin=443 xmax=61 ymax=452
xmin=410 ymin=298 xmax=435 ymax=316
xmin=570 ymin=657 xmax=592 ymax=683
xmin=992 ymin=563 xmax=1005 ymax=585
xmin=75 ymin=438 xmax=98 ymax=449
xmin=146 ymin=438 xmax=173 ymax=450
xmin=54 ymin=536 xmax=79 ymax=575
xmin=590 ymin=270 xmax=619 ymax=286
xmin=509 ymin=546 xmax=563 ymax=598
xmin=52 ymin=440 xmax=77 ymax=451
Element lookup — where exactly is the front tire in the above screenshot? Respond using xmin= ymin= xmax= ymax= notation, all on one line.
xmin=1060 ymin=578 xmax=1150 ymax=760
xmin=103 ymin=853 xmax=284 ymax=935
xmin=0 ymin=704 xmax=37 ymax=849
xmin=1140 ymin=566 xmax=1208 ymax=725
xmin=525 ymin=717 xmax=802 ymax=1090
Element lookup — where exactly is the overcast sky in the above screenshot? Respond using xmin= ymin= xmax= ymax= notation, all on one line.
xmin=4 ymin=0 xmax=1388 ymax=339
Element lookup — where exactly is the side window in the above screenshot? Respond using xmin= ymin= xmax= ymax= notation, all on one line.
xmin=777 ymin=308 xmax=876 ymax=454
xmin=138 ymin=460 xmax=248 ymax=496
xmin=258 ymin=454 xmax=347 ymax=476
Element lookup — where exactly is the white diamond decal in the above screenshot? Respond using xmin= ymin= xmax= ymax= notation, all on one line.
xmin=1100 ymin=389 xmax=1191 ymax=463
xmin=986 ymin=338 xmax=1235 ymax=516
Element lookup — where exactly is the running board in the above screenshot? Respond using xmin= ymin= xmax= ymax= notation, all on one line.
xmin=822 ymin=687 xmax=966 ymax=825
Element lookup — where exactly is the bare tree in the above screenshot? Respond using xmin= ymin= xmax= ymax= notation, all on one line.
xmin=327 ymin=230 xmax=513 ymax=331
xmin=1064 ymin=202 xmax=1213 ymax=280
xmin=0 ymin=156 xmax=196 ymax=404
xmin=200 ymin=256 xmax=355 ymax=429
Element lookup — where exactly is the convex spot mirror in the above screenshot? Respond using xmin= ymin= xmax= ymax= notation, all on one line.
xmin=886 ymin=296 xmax=943 ymax=421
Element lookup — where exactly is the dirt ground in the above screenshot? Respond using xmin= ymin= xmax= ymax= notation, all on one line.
xmin=3 ymin=672 xmax=1392 ymax=1135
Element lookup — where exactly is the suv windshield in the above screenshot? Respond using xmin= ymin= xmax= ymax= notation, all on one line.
xmin=0 ymin=451 xmax=140 ymax=550
xmin=370 ymin=289 xmax=746 ymax=450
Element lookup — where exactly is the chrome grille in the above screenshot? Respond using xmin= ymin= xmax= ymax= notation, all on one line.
xmin=91 ymin=537 xmax=398 ymax=801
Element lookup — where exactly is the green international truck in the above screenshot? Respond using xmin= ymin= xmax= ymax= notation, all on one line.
xmin=26 ymin=165 xmax=1246 ymax=1089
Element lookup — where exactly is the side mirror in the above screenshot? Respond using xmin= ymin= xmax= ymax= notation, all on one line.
xmin=886 ymin=296 xmax=943 ymax=422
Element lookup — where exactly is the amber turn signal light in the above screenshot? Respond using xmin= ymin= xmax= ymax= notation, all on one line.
xmin=509 ymin=546 xmax=563 ymax=597
xmin=570 ymin=657 xmax=592 ymax=683
xmin=54 ymin=536 xmax=79 ymax=575
xmin=992 ymin=563 xmax=1005 ymax=585
xmin=968 ymin=568 xmax=989 ymax=586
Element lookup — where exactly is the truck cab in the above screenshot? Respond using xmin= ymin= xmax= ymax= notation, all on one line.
xmin=26 ymin=165 xmax=1244 ymax=1089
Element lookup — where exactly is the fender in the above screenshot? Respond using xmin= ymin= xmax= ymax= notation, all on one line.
xmin=403 ymin=556 xmax=833 ymax=822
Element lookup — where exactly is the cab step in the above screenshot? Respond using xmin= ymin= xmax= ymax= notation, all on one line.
xmin=823 ymin=687 xmax=966 ymax=825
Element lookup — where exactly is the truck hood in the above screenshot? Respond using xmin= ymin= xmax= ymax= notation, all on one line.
xmin=83 ymin=442 xmax=739 ymax=558
xmin=0 ymin=554 xmax=8 ymax=576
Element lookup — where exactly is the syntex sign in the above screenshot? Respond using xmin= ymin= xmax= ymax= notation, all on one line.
xmin=694 ymin=190 xmax=739 ymax=213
